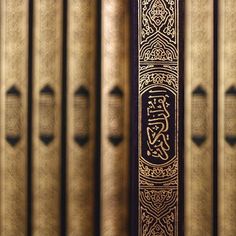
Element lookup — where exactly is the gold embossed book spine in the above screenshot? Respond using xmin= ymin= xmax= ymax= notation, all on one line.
xmin=67 ymin=0 xmax=97 ymax=235
xmin=185 ymin=0 xmax=214 ymax=235
xmin=137 ymin=0 xmax=184 ymax=235
xmin=218 ymin=1 xmax=236 ymax=235
xmin=32 ymin=0 xmax=62 ymax=235
xmin=101 ymin=0 xmax=130 ymax=235
xmin=0 ymin=0 xmax=28 ymax=235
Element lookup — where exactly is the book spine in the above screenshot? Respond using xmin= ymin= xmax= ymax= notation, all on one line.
xmin=185 ymin=1 xmax=214 ymax=235
xmin=137 ymin=0 xmax=183 ymax=235
xmin=67 ymin=1 xmax=97 ymax=235
xmin=32 ymin=1 xmax=62 ymax=235
xmin=101 ymin=0 xmax=130 ymax=235
xmin=218 ymin=1 xmax=236 ymax=235
xmin=0 ymin=1 xmax=28 ymax=235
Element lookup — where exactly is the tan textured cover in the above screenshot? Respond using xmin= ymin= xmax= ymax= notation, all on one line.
xmin=32 ymin=0 xmax=62 ymax=235
xmin=101 ymin=0 xmax=130 ymax=235
xmin=0 ymin=0 xmax=28 ymax=235
xmin=185 ymin=1 xmax=214 ymax=235
xmin=218 ymin=1 xmax=236 ymax=235
xmin=67 ymin=1 xmax=96 ymax=235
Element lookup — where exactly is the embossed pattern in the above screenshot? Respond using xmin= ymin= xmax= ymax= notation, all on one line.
xmin=138 ymin=0 xmax=179 ymax=235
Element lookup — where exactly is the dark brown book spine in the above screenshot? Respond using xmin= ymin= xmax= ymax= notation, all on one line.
xmin=137 ymin=0 xmax=184 ymax=235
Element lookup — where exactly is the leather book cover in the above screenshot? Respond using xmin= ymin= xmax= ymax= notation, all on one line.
xmin=101 ymin=0 xmax=130 ymax=235
xmin=67 ymin=0 xmax=97 ymax=235
xmin=185 ymin=1 xmax=214 ymax=235
xmin=218 ymin=1 xmax=236 ymax=235
xmin=32 ymin=0 xmax=62 ymax=235
xmin=0 ymin=0 xmax=28 ymax=235
xmin=131 ymin=0 xmax=184 ymax=235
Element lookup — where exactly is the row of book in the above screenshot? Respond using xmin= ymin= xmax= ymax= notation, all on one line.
xmin=0 ymin=0 xmax=235 ymax=235
xmin=0 ymin=0 xmax=130 ymax=235
xmin=186 ymin=0 xmax=236 ymax=235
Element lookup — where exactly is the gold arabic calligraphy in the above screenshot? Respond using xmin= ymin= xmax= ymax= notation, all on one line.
xmin=146 ymin=89 xmax=170 ymax=161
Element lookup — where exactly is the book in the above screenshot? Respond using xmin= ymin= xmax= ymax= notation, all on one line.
xmin=32 ymin=0 xmax=62 ymax=235
xmin=101 ymin=0 xmax=130 ymax=235
xmin=0 ymin=0 xmax=28 ymax=235
xmin=67 ymin=1 xmax=97 ymax=235
xmin=185 ymin=0 xmax=214 ymax=235
xmin=218 ymin=1 xmax=236 ymax=235
xmin=134 ymin=0 xmax=184 ymax=235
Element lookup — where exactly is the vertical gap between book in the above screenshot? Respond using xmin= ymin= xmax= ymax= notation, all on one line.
xmin=130 ymin=0 xmax=138 ymax=234
xmin=27 ymin=0 xmax=33 ymax=235
xmin=179 ymin=0 xmax=185 ymax=235
xmin=95 ymin=0 xmax=101 ymax=235
xmin=213 ymin=0 xmax=218 ymax=235
xmin=61 ymin=0 xmax=67 ymax=235
xmin=128 ymin=0 xmax=132 ymax=234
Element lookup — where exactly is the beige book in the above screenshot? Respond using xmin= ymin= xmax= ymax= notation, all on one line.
xmin=218 ymin=1 xmax=236 ymax=235
xmin=101 ymin=0 xmax=130 ymax=235
xmin=185 ymin=1 xmax=214 ymax=235
xmin=0 ymin=0 xmax=28 ymax=235
xmin=32 ymin=0 xmax=62 ymax=235
xmin=67 ymin=1 xmax=97 ymax=235
xmin=0 ymin=0 xmax=28 ymax=236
